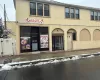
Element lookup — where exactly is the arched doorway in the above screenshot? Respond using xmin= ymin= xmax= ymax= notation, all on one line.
xmin=52 ymin=28 xmax=64 ymax=51
xmin=67 ymin=29 xmax=77 ymax=50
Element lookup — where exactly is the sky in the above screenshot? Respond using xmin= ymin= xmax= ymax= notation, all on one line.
xmin=0 ymin=0 xmax=100 ymax=21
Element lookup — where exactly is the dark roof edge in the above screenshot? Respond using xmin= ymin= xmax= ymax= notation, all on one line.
xmin=31 ymin=0 xmax=100 ymax=11
xmin=13 ymin=0 xmax=100 ymax=11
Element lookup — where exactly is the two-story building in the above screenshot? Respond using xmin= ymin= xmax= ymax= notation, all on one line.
xmin=8 ymin=0 xmax=100 ymax=54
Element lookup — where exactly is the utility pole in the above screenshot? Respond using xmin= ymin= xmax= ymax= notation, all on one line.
xmin=4 ymin=4 xmax=6 ymax=29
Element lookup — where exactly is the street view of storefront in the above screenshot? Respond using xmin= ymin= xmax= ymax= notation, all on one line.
xmin=8 ymin=0 xmax=100 ymax=54
xmin=20 ymin=26 xmax=49 ymax=53
xmin=20 ymin=26 xmax=65 ymax=53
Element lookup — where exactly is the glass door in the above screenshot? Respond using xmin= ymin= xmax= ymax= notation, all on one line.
xmin=52 ymin=36 xmax=64 ymax=51
xmin=32 ymin=35 xmax=39 ymax=51
xmin=31 ymin=27 xmax=39 ymax=51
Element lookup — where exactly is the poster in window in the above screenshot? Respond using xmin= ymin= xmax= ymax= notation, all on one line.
xmin=40 ymin=35 xmax=48 ymax=48
xmin=21 ymin=37 xmax=31 ymax=50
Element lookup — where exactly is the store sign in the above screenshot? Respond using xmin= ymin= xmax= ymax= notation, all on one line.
xmin=26 ymin=18 xmax=43 ymax=24
xmin=40 ymin=35 xmax=48 ymax=48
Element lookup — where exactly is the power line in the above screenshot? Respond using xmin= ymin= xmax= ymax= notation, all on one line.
xmin=0 ymin=4 xmax=4 ymax=11
xmin=0 ymin=4 xmax=4 ymax=18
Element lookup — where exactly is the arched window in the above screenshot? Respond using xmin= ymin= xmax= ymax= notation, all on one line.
xmin=93 ymin=29 xmax=100 ymax=40
xmin=80 ymin=29 xmax=91 ymax=41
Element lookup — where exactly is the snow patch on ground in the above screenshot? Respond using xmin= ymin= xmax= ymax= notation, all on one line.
xmin=2 ymin=64 xmax=12 ymax=70
xmin=1 ymin=52 xmax=100 ymax=71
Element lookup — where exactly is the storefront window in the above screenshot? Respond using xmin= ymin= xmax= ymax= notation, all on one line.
xmin=20 ymin=27 xmax=49 ymax=52
xmin=39 ymin=27 xmax=49 ymax=49
xmin=20 ymin=27 xmax=31 ymax=52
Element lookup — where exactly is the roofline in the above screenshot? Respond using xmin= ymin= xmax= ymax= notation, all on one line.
xmin=14 ymin=0 xmax=100 ymax=11
xmin=31 ymin=0 xmax=100 ymax=11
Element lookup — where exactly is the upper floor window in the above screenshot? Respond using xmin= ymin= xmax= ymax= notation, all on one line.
xmin=30 ymin=2 xmax=36 ymax=15
xmin=44 ymin=4 xmax=49 ymax=16
xmin=91 ymin=11 xmax=94 ymax=20
xmin=30 ymin=2 xmax=50 ymax=16
xmin=94 ymin=12 xmax=98 ymax=20
xmin=70 ymin=8 xmax=75 ymax=18
xmin=65 ymin=8 xmax=70 ymax=18
xmin=75 ymin=9 xmax=79 ymax=19
xmin=65 ymin=7 xmax=80 ymax=19
xmin=98 ymin=12 xmax=100 ymax=21
xmin=37 ymin=3 xmax=43 ymax=16
xmin=90 ymin=11 xmax=100 ymax=21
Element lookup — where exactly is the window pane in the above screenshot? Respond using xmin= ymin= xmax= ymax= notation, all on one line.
xmin=20 ymin=27 xmax=31 ymax=37
xmin=98 ymin=12 xmax=100 ymax=20
xmin=91 ymin=11 xmax=94 ymax=20
xmin=44 ymin=4 xmax=49 ymax=16
xmin=20 ymin=27 xmax=31 ymax=51
xmin=94 ymin=12 xmax=98 ymax=20
xmin=39 ymin=27 xmax=48 ymax=34
xmin=70 ymin=8 xmax=74 ymax=13
xmin=75 ymin=9 xmax=79 ymax=14
xmin=70 ymin=8 xmax=75 ymax=18
xmin=37 ymin=3 xmax=43 ymax=16
xmin=30 ymin=2 xmax=36 ymax=15
xmin=65 ymin=8 xmax=70 ymax=13
xmin=76 ymin=14 xmax=79 ymax=19
xmin=75 ymin=9 xmax=79 ymax=19
xmin=73 ymin=33 xmax=76 ymax=40
xmin=65 ymin=8 xmax=70 ymax=18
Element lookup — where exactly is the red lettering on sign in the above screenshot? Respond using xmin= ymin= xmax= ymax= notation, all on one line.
xmin=26 ymin=18 xmax=43 ymax=24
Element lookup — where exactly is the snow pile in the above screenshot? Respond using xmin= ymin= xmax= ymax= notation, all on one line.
xmin=86 ymin=55 xmax=94 ymax=58
xmin=61 ymin=58 xmax=70 ymax=62
xmin=1 ymin=52 xmax=100 ymax=71
xmin=71 ymin=55 xmax=81 ymax=60
xmin=2 ymin=64 xmax=12 ymax=70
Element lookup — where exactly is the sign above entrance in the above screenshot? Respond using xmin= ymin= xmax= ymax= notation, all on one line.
xmin=40 ymin=35 xmax=48 ymax=48
xmin=25 ymin=18 xmax=43 ymax=24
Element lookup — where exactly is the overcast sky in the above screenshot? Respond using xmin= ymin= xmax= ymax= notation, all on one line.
xmin=0 ymin=0 xmax=100 ymax=21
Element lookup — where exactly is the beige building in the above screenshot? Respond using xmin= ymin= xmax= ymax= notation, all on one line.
xmin=7 ymin=0 xmax=100 ymax=54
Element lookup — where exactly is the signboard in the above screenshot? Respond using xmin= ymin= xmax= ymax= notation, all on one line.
xmin=40 ymin=35 xmax=48 ymax=48
xmin=25 ymin=18 xmax=43 ymax=24
xmin=20 ymin=37 xmax=31 ymax=50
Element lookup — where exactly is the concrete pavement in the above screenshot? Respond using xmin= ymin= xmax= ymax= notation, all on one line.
xmin=0 ymin=48 xmax=100 ymax=64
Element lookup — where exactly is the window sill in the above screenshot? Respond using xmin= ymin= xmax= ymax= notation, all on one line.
xmin=73 ymin=40 xmax=77 ymax=41
xmin=65 ymin=18 xmax=80 ymax=20
xmin=30 ymin=15 xmax=51 ymax=18
xmin=90 ymin=20 xmax=100 ymax=22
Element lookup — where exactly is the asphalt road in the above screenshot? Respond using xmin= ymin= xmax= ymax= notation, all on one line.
xmin=1 ymin=56 xmax=100 ymax=80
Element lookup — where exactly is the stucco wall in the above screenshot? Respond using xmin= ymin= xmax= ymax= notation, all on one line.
xmin=73 ymin=41 xmax=100 ymax=50
xmin=6 ymin=21 xmax=17 ymax=39
xmin=15 ymin=0 xmax=100 ymax=27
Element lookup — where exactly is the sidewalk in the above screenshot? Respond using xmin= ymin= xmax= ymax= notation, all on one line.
xmin=0 ymin=48 xmax=100 ymax=64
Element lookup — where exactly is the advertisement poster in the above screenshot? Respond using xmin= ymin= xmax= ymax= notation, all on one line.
xmin=21 ymin=37 xmax=31 ymax=50
xmin=40 ymin=35 xmax=48 ymax=48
